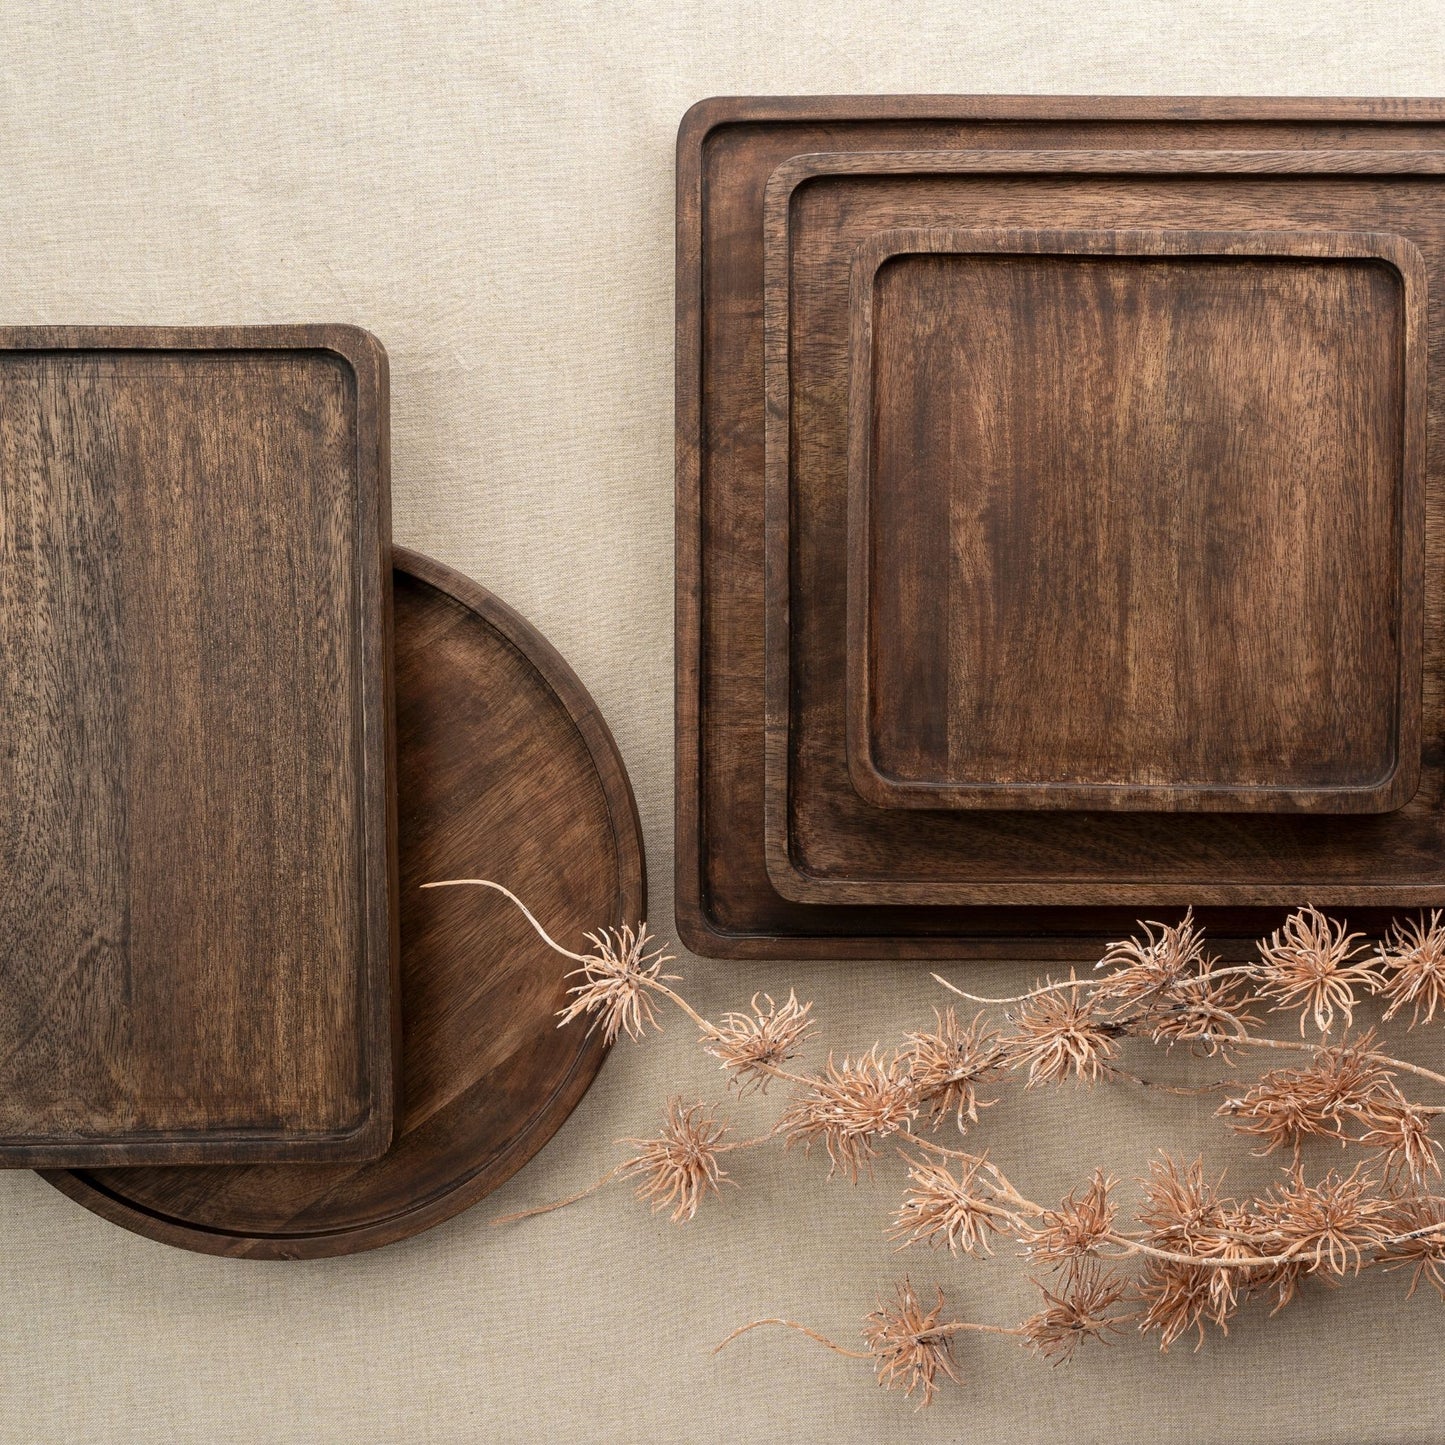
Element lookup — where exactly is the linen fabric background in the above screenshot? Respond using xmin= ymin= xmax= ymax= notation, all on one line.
xmin=4 ymin=3 xmax=1445 ymax=1440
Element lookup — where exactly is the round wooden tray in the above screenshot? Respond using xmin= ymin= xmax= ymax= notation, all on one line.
xmin=44 ymin=546 xmax=645 ymax=1257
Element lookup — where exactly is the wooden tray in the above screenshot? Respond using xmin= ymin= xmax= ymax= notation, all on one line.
xmin=760 ymin=146 xmax=1442 ymax=909
xmin=0 ymin=326 xmax=397 ymax=1165
xmin=45 ymin=547 xmax=645 ymax=1257
xmin=844 ymin=226 xmax=1423 ymax=814
xmin=676 ymin=97 xmax=1445 ymax=959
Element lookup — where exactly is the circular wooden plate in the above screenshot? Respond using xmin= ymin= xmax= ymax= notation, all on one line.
xmin=43 ymin=546 xmax=645 ymax=1257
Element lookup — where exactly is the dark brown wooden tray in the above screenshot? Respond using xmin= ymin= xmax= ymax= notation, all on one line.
xmin=844 ymin=226 xmax=1422 ymax=814
xmin=45 ymin=547 xmax=645 ymax=1257
xmin=0 ymin=325 xmax=397 ymax=1165
xmin=676 ymin=97 xmax=1445 ymax=959
xmin=760 ymin=146 xmax=1443 ymax=909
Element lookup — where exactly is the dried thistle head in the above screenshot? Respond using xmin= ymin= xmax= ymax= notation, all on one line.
xmin=705 ymin=991 xmax=815 ymax=1096
xmin=860 ymin=1280 xmax=963 ymax=1409
xmin=1018 ymin=1263 xmax=1131 ymax=1364
xmin=1095 ymin=909 xmax=1207 ymax=1007
xmin=903 ymin=1008 xmax=1003 ymax=1132
xmin=556 ymin=922 xmax=679 ymax=1044
xmin=1134 ymin=1160 xmax=1260 ymax=1348
xmin=1148 ymin=965 xmax=1260 ymax=1058
xmin=1379 ymin=911 xmax=1445 ymax=1028
xmin=888 ymin=1154 xmax=1009 ymax=1258
xmin=1136 ymin=1154 xmax=1237 ymax=1254
xmin=1254 ymin=906 xmax=1381 ymax=1036
xmin=779 ymin=1048 xmax=918 ymax=1181
xmin=616 ymin=1098 xmax=733 ymax=1223
xmin=1377 ymin=1193 xmax=1445 ymax=1299
xmin=1134 ymin=1252 xmax=1251 ymax=1352
xmin=1359 ymin=1099 xmax=1442 ymax=1185
xmin=1255 ymin=1163 xmax=1397 ymax=1280
xmin=999 ymin=977 xmax=1123 ymax=1087
xmin=1017 ymin=1171 xmax=1118 ymax=1271
xmin=1218 ymin=1032 xmax=1398 ymax=1157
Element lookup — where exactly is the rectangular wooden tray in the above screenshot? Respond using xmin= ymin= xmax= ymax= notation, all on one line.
xmin=0 ymin=325 xmax=398 ymax=1165
xmin=676 ymin=96 xmax=1445 ymax=959
xmin=761 ymin=145 xmax=1442 ymax=909
xmin=844 ymin=225 xmax=1423 ymax=813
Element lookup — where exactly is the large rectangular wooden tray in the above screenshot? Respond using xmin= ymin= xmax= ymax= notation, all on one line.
xmin=676 ymin=96 xmax=1445 ymax=959
xmin=0 ymin=325 xmax=398 ymax=1165
xmin=761 ymin=146 xmax=1442 ymax=909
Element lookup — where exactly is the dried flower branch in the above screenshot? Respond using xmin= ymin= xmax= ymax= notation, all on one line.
xmin=616 ymin=1098 xmax=736 ymax=1223
xmin=860 ymin=1279 xmax=967 ymax=1407
xmin=436 ymin=878 xmax=1445 ymax=1408
xmin=422 ymin=878 xmax=680 ymax=1044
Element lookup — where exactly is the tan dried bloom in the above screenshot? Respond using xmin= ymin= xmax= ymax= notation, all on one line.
xmin=1147 ymin=966 xmax=1260 ymax=1057
xmin=1254 ymin=906 xmax=1381 ymax=1035
xmin=1134 ymin=1158 xmax=1263 ymax=1350
xmin=1359 ymin=1099 xmax=1442 ymax=1185
xmin=1219 ymin=1032 xmax=1399 ymax=1157
xmin=779 ymin=1047 xmax=918 ymax=1181
xmin=705 ymin=991 xmax=815 ymax=1096
xmin=888 ymin=1155 xmax=1009 ymax=1257
xmin=557 ymin=922 xmax=679 ymax=1044
xmin=1095 ymin=909 xmax=1208 ymax=1008
xmin=616 ymin=1098 xmax=733 ymax=1223
xmin=1255 ymin=1163 xmax=1397 ymax=1281
xmin=903 ymin=1008 xmax=1003 ymax=1131
xmin=1017 ymin=1171 xmax=1118 ymax=1271
xmin=1018 ymin=1264 xmax=1130 ymax=1364
xmin=1134 ymin=1228 xmax=1259 ymax=1353
xmin=860 ymin=1280 xmax=963 ymax=1409
xmin=1136 ymin=1154 xmax=1236 ymax=1253
xmin=1379 ymin=911 xmax=1445 ymax=1027
xmin=999 ymin=977 xmax=1122 ymax=1087
xmin=1377 ymin=1193 xmax=1445 ymax=1299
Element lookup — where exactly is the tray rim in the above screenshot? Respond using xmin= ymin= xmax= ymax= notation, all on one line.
xmin=0 ymin=323 xmax=399 ymax=1166
xmin=675 ymin=98 xmax=1445 ymax=959
xmin=759 ymin=147 xmax=1445 ymax=908
xmin=41 ymin=546 xmax=647 ymax=1257
xmin=843 ymin=224 xmax=1426 ymax=814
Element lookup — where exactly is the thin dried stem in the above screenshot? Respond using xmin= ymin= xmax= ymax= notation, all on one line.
xmin=422 ymin=878 xmax=592 ymax=961
xmin=490 ymin=1161 xmax=631 ymax=1226
xmin=934 ymin=964 xmax=1258 ymax=1008
xmin=713 ymin=1318 xmax=872 ymax=1359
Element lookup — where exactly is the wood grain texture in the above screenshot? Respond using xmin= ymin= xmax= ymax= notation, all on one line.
xmin=0 ymin=326 xmax=396 ymax=1165
xmin=846 ymin=227 xmax=1423 ymax=813
xmin=674 ymin=98 xmax=1445 ymax=959
xmin=44 ymin=547 xmax=646 ymax=1258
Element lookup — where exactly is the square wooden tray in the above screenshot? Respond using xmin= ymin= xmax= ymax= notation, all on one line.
xmin=0 ymin=325 xmax=398 ymax=1165
xmin=677 ymin=97 xmax=1445 ymax=959
xmin=761 ymin=144 xmax=1444 ymax=910
xmin=844 ymin=225 xmax=1424 ymax=813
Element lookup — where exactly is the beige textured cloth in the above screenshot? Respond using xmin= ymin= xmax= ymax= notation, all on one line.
xmin=4 ymin=3 xmax=1445 ymax=1441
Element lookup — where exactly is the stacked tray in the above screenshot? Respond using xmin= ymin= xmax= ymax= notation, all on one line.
xmin=2 ymin=329 xmax=645 ymax=1255
xmin=676 ymin=96 xmax=1445 ymax=960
